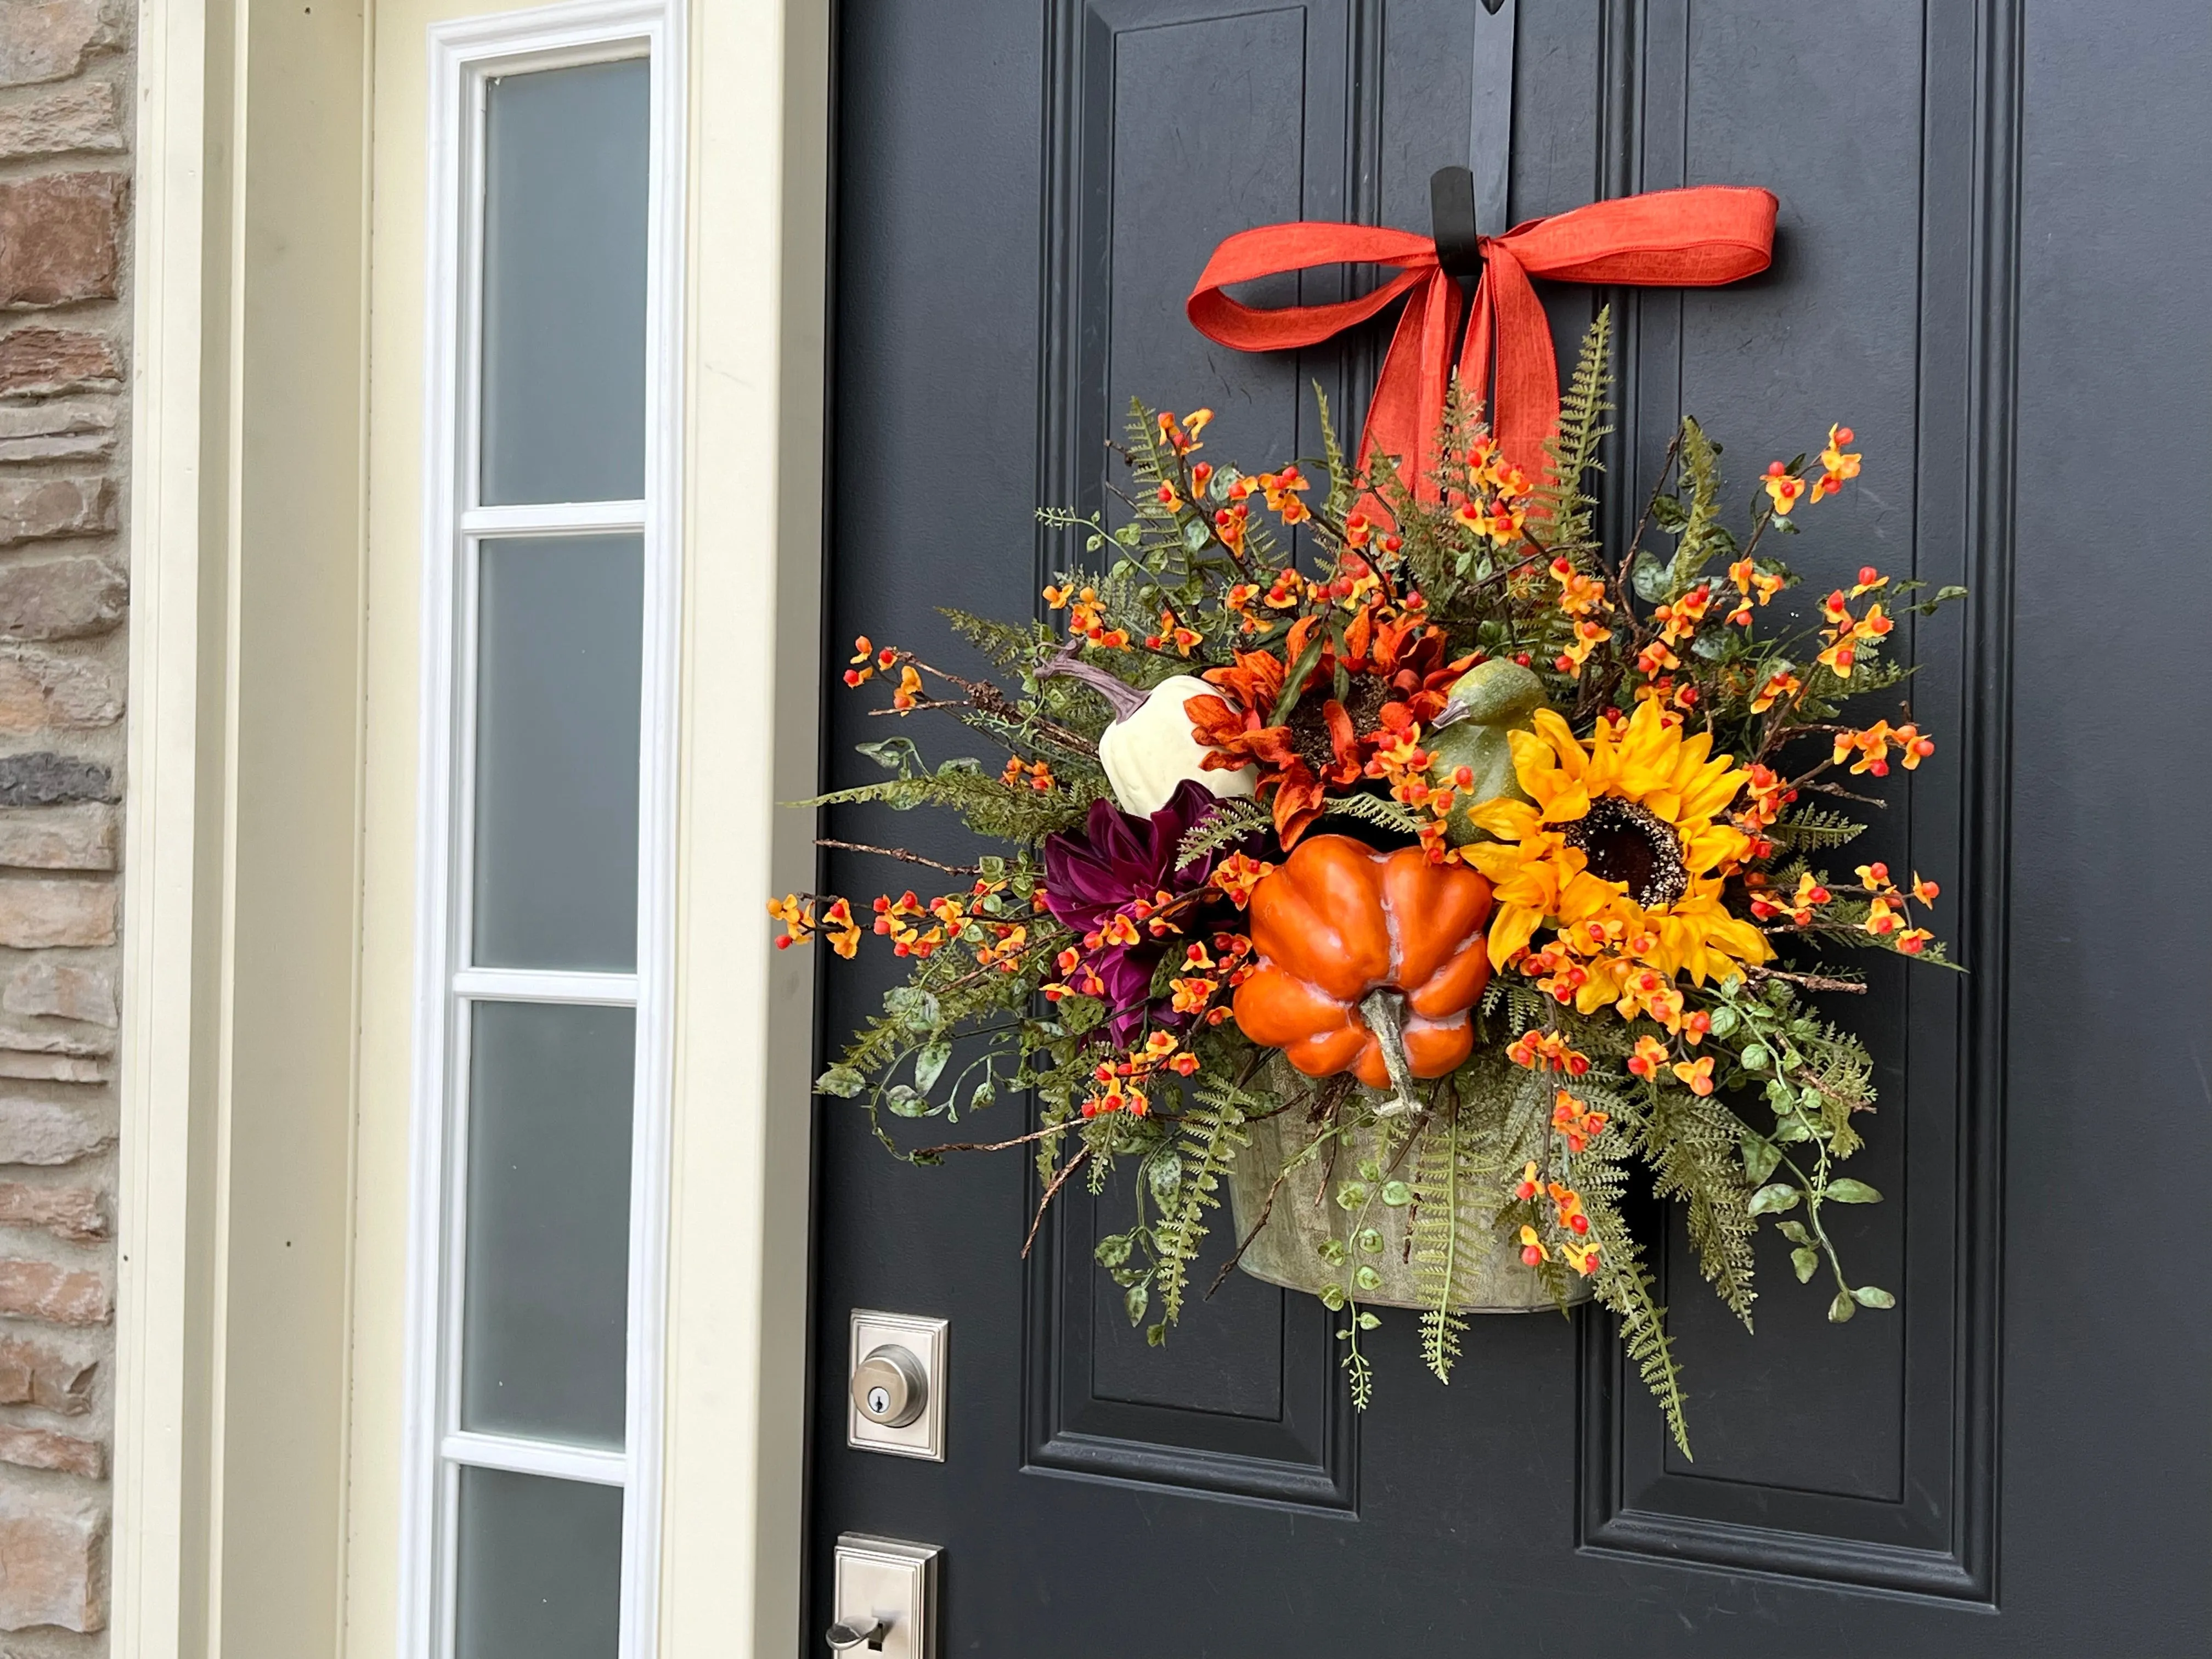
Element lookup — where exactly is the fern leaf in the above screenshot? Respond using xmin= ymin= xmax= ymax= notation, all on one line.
xmin=1410 ymin=1103 xmax=1467 ymax=1382
xmin=1577 ymin=1129 xmax=1694 ymax=1458
xmin=1174 ymin=798 xmax=1271 ymax=871
xmin=1322 ymin=792 xmax=1429 ymax=836
xmin=1153 ymin=1080 xmax=1252 ymax=1325
xmin=1533 ymin=308 xmax=1614 ymax=541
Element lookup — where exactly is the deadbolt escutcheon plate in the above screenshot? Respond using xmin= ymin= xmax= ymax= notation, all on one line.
xmin=847 ymin=1310 xmax=948 ymax=1459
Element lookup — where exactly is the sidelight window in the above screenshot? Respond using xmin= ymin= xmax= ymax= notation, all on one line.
xmin=404 ymin=9 xmax=680 ymax=1658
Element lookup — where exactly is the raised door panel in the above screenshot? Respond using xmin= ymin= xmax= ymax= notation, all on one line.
xmin=1571 ymin=0 xmax=2007 ymax=1598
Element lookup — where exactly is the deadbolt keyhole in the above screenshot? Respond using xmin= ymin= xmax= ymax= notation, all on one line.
xmin=850 ymin=1344 xmax=928 ymax=1429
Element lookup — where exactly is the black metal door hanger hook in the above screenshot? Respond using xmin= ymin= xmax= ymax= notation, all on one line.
xmin=1430 ymin=164 xmax=1484 ymax=278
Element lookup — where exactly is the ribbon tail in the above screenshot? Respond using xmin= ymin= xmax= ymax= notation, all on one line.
xmin=1465 ymin=248 xmax=1556 ymax=486
xmin=1358 ymin=267 xmax=1459 ymax=504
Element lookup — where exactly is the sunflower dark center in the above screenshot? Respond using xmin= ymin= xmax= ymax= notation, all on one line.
xmin=1565 ymin=795 xmax=1688 ymax=910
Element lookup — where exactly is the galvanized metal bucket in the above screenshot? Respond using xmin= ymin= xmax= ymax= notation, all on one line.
xmin=1223 ymin=1061 xmax=1593 ymax=1314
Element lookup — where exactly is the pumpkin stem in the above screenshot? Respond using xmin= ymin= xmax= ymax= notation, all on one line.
xmin=1358 ymin=988 xmax=1421 ymax=1118
xmin=1034 ymin=639 xmax=1150 ymax=722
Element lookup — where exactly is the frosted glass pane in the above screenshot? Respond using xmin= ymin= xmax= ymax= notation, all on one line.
xmin=461 ymin=1001 xmax=634 ymax=1446
xmin=455 ymin=1468 xmax=622 ymax=1659
xmin=479 ymin=58 xmax=648 ymax=505
xmin=471 ymin=535 xmax=641 ymax=971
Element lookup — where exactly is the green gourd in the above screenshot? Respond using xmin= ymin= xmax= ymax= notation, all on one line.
xmin=1424 ymin=659 xmax=1548 ymax=845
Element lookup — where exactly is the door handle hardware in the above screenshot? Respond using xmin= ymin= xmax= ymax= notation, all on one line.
xmin=831 ymin=1534 xmax=939 ymax=1659
xmin=825 ymin=1613 xmax=888 ymax=1651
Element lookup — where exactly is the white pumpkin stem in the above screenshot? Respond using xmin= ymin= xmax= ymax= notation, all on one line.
xmin=1358 ymin=988 xmax=1421 ymax=1118
xmin=1035 ymin=640 xmax=1150 ymax=721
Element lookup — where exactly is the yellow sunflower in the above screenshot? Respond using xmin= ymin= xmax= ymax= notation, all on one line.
xmin=1463 ymin=698 xmax=1768 ymax=1022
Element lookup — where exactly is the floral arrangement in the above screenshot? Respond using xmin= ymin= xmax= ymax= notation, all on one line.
xmin=774 ymin=315 xmax=1961 ymax=1451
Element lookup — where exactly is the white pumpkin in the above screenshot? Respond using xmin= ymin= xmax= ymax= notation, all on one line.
xmin=1098 ymin=674 xmax=1259 ymax=816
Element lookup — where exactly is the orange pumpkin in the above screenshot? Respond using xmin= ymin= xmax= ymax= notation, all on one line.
xmin=1233 ymin=835 xmax=1495 ymax=1091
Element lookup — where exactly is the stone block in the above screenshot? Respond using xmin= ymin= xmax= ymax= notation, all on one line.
xmin=3 ymin=958 xmax=114 ymax=1022
xmin=0 ymin=1335 xmax=93 ymax=1413
xmin=0 ymin=879 xmax=112 ymax=947
xmin=0 ymin=650 xmax=122 ymax=731
xmin=0 ymin=1062 xmax=106 ymax=1089
xmin=0 ymin=0 xmax=125 ymax=89
xmin=0 ymin=804 xmax=114 ymax=870
xmin=0 ymin=1494 xmax=103 ymax=1632
xmin=0 ymin=754 xmax=110 ymax=808
xmin=0 ymin=1098 xmax=109 ymax=1166
xmin=0 ymin=79 xmax=124 ymax=159
xmin=0 ymin=1182 xmax=103 ymax=1240
xmin=0 ymin=173 xmax=127 ymax=309
xmin=0 ymin=1423 xmax=101 ymax=1477
xmin=0 ymin=1259 xmax=109 ymax=1325
xmin=0 ymin=329 xmax=119 ymax=397
xmin=0 ymin=396 xmax=114 ymax=462
xmin=0 ymin=480 xmax=114 ymax=548
xmin=0 ymin=556 xmax=126 ymax=639
xmin=0 ymin=1019 xmax=110 ymax=1059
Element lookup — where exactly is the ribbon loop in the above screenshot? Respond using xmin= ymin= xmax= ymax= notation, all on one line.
xmin=1184 ymin=184 xmax=1778 ymax=501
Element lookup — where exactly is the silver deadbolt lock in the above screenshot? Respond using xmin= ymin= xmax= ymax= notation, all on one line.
xmin=851 ymin=1344 xmax=928 ymax=1429
xmin=847 ymin=1310 xmax=947 ymax=1459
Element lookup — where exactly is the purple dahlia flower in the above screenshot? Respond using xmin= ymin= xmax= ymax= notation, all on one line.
xmin=1042 ymin=780 xmax=1228 ymax=1046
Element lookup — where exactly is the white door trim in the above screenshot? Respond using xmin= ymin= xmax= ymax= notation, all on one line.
xmin=112 ymin=0 xmax=830 ymax=1652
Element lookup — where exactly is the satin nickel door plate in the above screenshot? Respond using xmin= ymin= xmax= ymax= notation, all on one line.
xmin=830 ymin=1533 xmax=939 ymax=1657
xmin=847 ymin=1310 xmax=947 ymax=1459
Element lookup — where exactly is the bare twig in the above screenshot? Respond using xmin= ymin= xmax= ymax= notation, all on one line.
xmin=1207 ymin=1158 xmax=1295 ymax=1299
xmin=1022 ymin=1146 xmax=1091 ymax=1259
xmin=1742 ymin=962 xmax=1869 ymax=996
xmin=911 ymin=1120 xmax=1076 ymax=1159
xmin=816 ymin=838 xmax=980 ymax=877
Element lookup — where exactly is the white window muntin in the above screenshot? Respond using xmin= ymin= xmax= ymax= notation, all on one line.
xmin=404 ymin=5 xmax=683 ymax=1658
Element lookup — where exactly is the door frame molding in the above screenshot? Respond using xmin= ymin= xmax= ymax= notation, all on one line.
xmin=112 ymin=0 xmax=831 ymax=1652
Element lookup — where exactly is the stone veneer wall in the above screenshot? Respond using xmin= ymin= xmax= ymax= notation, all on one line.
xmin=0 ymin=0 xmax=132 ymax=1642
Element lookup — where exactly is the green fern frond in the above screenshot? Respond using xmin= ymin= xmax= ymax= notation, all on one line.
xmin=1322 ymin=792 xmax=1430 ymax=836
xmin=1768 ymin=807 xmax=1866 ymax=851
xmin=1152 ymin=1079 xmax=1254 ymax=1325
xmin=1576 ymin=1129 xmax=1693 ymax=1458
xmin=1410 ymin=1103 xmax=1467 ymax=1382
xmin=802 ymin=769 xmax=1099 ymax=842
xmin=1533 ymin=308 xmax=1613 ymax=543
xmin=1174 ymin=798 xmax=1272 ymax=871
xmin=1640 ymin=1087 xmax=1759 ymax=1328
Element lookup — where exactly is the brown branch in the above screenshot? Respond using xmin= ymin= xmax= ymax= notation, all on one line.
xmin=873 ymin=651 xmax=1101 ymax=757
xmin=1021 ymin=1146 xmax=1091 ymax=1259
xmin=1208 ymin=1157 xmax=1294 ymax=1299
xmin=910 ymin=1120 xmax=1076 ymax=1159
xmin=816 ymin=838 xmax=980 ymax=876
xmin=1741 ymin=962 xmax=1869 ymax=995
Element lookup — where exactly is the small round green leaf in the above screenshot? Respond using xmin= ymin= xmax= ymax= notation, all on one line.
xmin=815 ymin=1065 xmax=866 ymax=1098
xmin=1824 ymin=1178 xmax=1882 ymax=1204
xmin=1748 ymin=1182 xmax=1802 ymax=1216
xmin=1827 ymin=1289 xmax=1857 ymax=1323
xmin=1790 ymin=1246 xmax=1818 ymax=1284
xmin=1355 ymin=1227 xmax=1384 ymax=1255
xmin=1353 ymin=1265 xmax=1383 ymax=1293
xmin=1852 ymin=1285 xmax=1897 ymax=1309
xmin=1380 ymin=1180 xmax=1414 ymax=1207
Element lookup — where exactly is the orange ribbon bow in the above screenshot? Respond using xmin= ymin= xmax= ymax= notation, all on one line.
xmin=1185 ymin=185 xmax=1778 ymax=499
